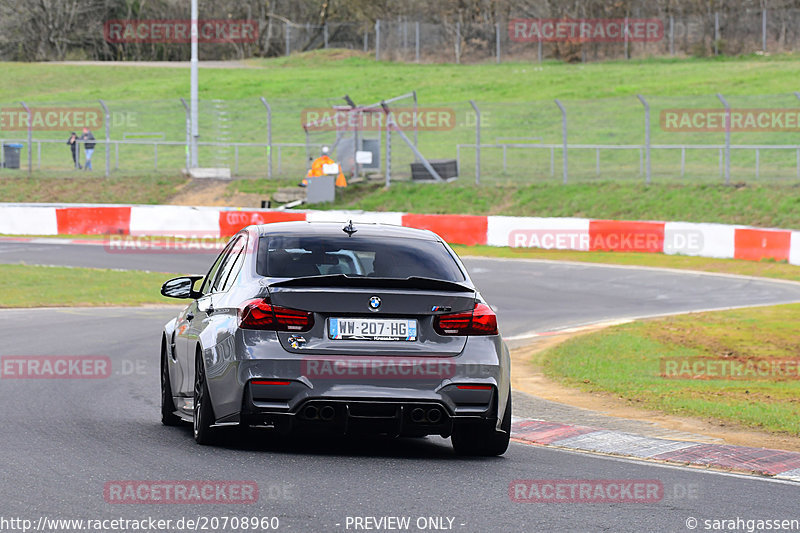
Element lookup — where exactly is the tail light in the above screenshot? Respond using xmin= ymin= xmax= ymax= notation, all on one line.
xmin=239 ymin=299 xmax=314 ymax=332
xmin=434 ymin=302 xmax=498 ymax=336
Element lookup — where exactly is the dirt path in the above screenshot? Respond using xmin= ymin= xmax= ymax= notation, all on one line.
xmin=511 ymin=327 xmax=800 ymax=452
xmin=168 ymin=179 xmax=260 ymax=207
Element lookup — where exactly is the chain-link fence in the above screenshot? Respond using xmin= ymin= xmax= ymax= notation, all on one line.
xmin=2 ymin=93 xmax=800 ymax=183
xmin=260 ymin=9 xmax=800 ymax=64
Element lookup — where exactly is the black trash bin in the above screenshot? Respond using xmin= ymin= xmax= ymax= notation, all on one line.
xmin=2 ymin=143 xmax=23 ymax=169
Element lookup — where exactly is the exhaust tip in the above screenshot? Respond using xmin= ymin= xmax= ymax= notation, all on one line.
xmin=426 ymin=408 xmax=442 ymax=424
xmin=303 ymin=405 xmax=319 ymax=420
xmin=410 ymin=407 xmax=426 ymax=423
xmin=319 ymin=405 xmax=336 ymax=421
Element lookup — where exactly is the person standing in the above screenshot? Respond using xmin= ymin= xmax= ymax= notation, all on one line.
xmin=66 ymin=132 xmax=81 ymax=169
xmin=81 ymin=127 xmax=96 ymax=171
xmin=300 ymin=146 xmax=347 ymax=188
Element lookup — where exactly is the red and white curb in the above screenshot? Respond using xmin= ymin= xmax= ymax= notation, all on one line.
xmin=511 ymin=417 xmax=800 ymax=482
xmin=1 ymin=203 xmax=799 ymax=264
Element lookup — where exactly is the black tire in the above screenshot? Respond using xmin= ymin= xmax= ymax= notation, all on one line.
xmin=452 ymin=391 xmax=511 ymax=456
xmin=160 ymin=339 xmax=181 ymax=427
xmin=193 ymin=351 xmax=216 ymax=445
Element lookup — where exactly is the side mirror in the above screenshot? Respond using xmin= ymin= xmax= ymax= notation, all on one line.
xmin=161 ymin=276 xmax=204 ymax=299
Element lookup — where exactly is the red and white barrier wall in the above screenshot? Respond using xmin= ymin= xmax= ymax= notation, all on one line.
xmin=1 ymin=204 xmax=799 ymax=265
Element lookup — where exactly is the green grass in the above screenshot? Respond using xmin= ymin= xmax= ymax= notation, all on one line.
xmin=5 ymin=52 xmax=800 ymax=180
xmin=538 ymin=304 xmax=800 ymax=435
xmin=0 ymin=174 xmax=187 ymax=204
xmin=4 ymin=52 xmax=800 ymax=103
xmin=0 ymin=264 xmax=178 ymax=307
xmin=252 ymin=180 xmax=800 ymax=229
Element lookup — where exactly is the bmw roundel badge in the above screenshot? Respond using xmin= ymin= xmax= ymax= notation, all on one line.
xmin=369 ymin=296 xmax=381 ymax=311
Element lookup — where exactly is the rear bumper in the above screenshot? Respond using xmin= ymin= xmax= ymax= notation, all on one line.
xmin=240 ymin=382 xmax=500 ymax=437
xmin=204 ymin=333 xmax=511 ymax=435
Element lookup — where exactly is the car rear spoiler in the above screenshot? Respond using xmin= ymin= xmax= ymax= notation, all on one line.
xmin=269 ymin=275 xmax=474 ymax=293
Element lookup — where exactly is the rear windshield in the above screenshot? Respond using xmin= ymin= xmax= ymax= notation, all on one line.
xmin=257 ymin=235 xmax=465 ymax=282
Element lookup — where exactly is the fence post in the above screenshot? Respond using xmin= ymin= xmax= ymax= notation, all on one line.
xmin=538 ymin=32 xmax=542 ymax=63
xmin=260 ymin=97 xmax=273 ymax=179
xmin=375 ymin=20 xmax=381 ymax=61
xmin=285 ymin=22 xmax=291 ymax=56
xmin=554 ymin=99 xmax=568 ymax=184
xmin=20 ymin=101 xmax=31 ymax=175
xmin=717 ymin=93 xmax=731 ymax=185
xmin=624 ymin=16 xmax=629 ymax=59
xmin=98 ymin=99 xmax=110 ymax=177
xmin=455 ymin=22 xmax=461 ymax=63
xmin=762 ymin=8 xmax=767 ymax=53
xmin=496 ymin=23 xmax=501 ymax=64
xmin=669 ymin=15 xmax=674 ymax=55
xmin=385 ymin=107 xmax=391 ymax=186
xmin=637 ymin=94 xmax=651 ymax=184
xmin=470 ymin=100 xmax=481 ymax=184
xmin=363 ymin=29 xmax=368 ymax=53
xmin=416 ymin=21 xmax=420 ymax=62
xmin=324 ymin=23 xmax=329 ymax=48
xmin=714 ymin=12 xmax=719 ymax=56
xmin=180 ymin=98 xmax=191 ymax=171
xmin=412 ymin=90 xmax=419 ymax=150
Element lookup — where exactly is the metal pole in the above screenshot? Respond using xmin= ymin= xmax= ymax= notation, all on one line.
xmin=285 ymin=22 xmax=291 ymax=56
xmin=260 ymin=97 xmax=272 ymax=178
xmin=714 ymin=12 xmax=719 ymax=56
xmin=455 ymin=22 xmax=461 ymax=63
xmin=538 ymin=33 xmax=542 ymax=63
xmin=681 ymin=147 xmax=685 ymax=177
xmin=762 ymin=8 xmax=767 ymax=53
xmin=412 ymin=90 xmax=418 ymax=150
xmin=20 ymin=102 xmax=31 ymax=174
xmin=717 ymin=93 xmax=731 ymax=184
xmin=470 ymin=100 xmax=481 ymax=184
xmin=416 ymin=22 xmax=420 ymax=63
xmin=324 ymin=23 xmax=329 ymax=48
xmin=385 ymin=109 xmax=391 ymax=186
xmin=555 ymin=99 xmax=568 ymax=184
xmin=755 ymin=149 xmax=760 ymax=179
xmin=363 ymin=29 xmax=368 ymax=53
xmin=190 ymin=0 xmax=199 ymax=168
xmin=496 ymin=23 xmax=501 ymax=64
xmin=179 ymin=97 xmax=191 ymax=171
xmin=624 ymin=16 xmax=629 ymax=59
xmin=669 ymin=15 xmax=674 ymax=55
xmin=375 ymin=20 xmax=381 ymax=61
xmin=637 ymin=94 xmax=651 ymax=184
xmin=99 ymin=99 xmax=110 ymax=177
xmin=596 ymin=148 xmax=600 ymax=176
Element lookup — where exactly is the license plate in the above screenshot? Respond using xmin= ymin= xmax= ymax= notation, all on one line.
xmin=328 ymin=318 xmax=417 ymax=341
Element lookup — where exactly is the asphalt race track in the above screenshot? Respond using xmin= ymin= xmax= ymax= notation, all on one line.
xmin=2 ymin=241 xmax=800 ymax=532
